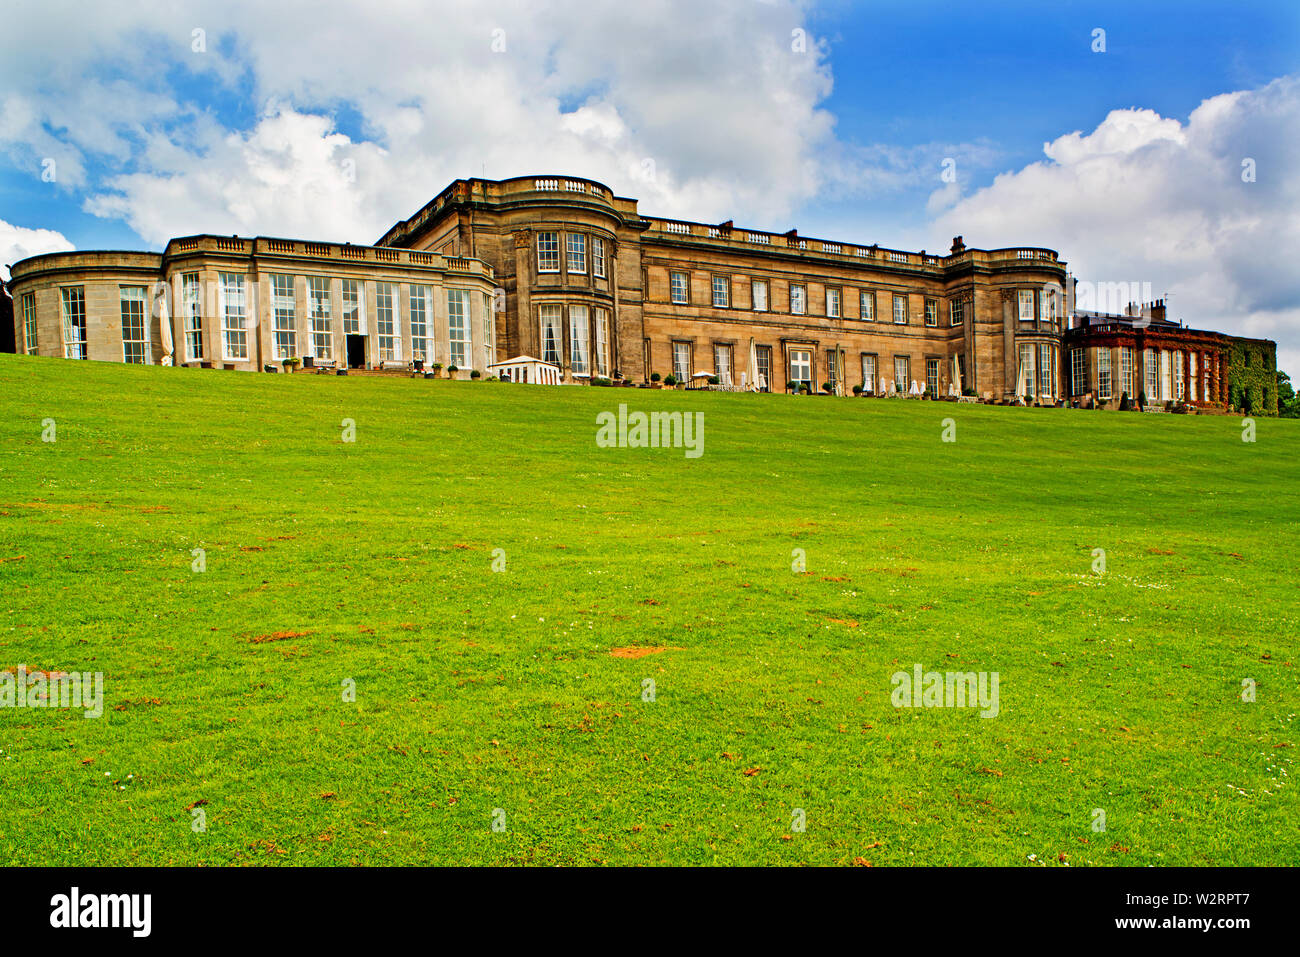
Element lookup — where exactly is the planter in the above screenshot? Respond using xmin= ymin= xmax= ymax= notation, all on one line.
xmin=336 ymin=369 xmax=348 ymax=376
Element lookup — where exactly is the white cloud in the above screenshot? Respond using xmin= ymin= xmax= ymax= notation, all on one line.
xmin=0 ymin=0 xmax=844 ymax=242
xmin=928 ymin=76 xmax=1300 ymax=374
xmin=0 ymin=218 xmax=74 ymax=280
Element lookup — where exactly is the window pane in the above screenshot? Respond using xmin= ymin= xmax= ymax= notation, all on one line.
xmin=409 ymin=285 xmax=431 ymax=362
xmin=272 ymin=274 xmax=297 ymax=360
xmin=712 ymin=276 xmax=729 ymax=308
xmin=61 ymin=287 xmax=87 ymax=359
xmin=308 ymin=277 xmax=332 ymax=360
xmin=670 ymin=272 xmax=688 ymax=304
xmin=537 ymin=232 xmax=559 ymax=272
xmin=540 ymin=304 xmax=561 ymax=365
xmin=181 ymin=274 xmax=203 ymax=360
xmin=219 ymin=273 xmax=247 ymax=360
xmin=448 ymin=289 xmax=471 ymax=367
xmin=120 ymin=286 xmax=147 ymax=364
xmin=376 ymin=282 xmax=398 ymax=360
xmin=566 ymin=234 xmax=586 ymax=273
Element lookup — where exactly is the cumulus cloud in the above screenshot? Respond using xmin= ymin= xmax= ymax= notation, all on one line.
xmin=928 ymin=76 xmax=1300 ymax=373
xmin=1 ymin=0 xmax=845 ymax=242
xmin=0 ymin=218 xmax=74 ymax=280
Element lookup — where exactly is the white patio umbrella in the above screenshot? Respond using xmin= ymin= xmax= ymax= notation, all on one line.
xmin=157 ymin=285 xmax=174 ymax=365
xmin=748 ymin=337 xmax=759 ymax=392
xmin=909 ymin=379 xmax=922 ymax=396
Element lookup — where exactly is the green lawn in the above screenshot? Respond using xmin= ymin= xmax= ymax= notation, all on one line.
xmin=0 ymin=353 xmax=1295 ymax=866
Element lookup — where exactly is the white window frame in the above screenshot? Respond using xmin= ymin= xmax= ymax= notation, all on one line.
xmin=342 ymin=279 xmax=363 ymax=335
xmin=924 ymin=298 xmax=938 ymax=327
xmin=271 ymin=274 xmax=297 ymax=360
xmin=790 ymin=284 xmax=807 ymax=315
xmin=592 ymin=237 xmax=606 ymax=279
xmin=566 ymin=233 xmax=586 ymax=274
xmin=219 ymin=273 xmax=247 ymax=361
xmin=714 ymin=343 xmax=732 ymax=384
xmin=1018 ymin=290 xmax=1035 ymax=323
xmin=926 ymin=357 xmax=939 ymax=395
xmin=860 ymin=290 xmax=874 ymax=322
xmin=61 ymin=286 xmax=87 ymax=359
xmin=307 ymin=277 xmax=333 ymax=360
xmin=537 ymin=232 xmax=560 ymax=273
xmin=540 ymin=304 xmax=561 ymax=365
xmin=376 ymin=281 xmax=399 ymax=361
xmin=1070 ymin=347 xmax=1085 ymax=396
xmin=893 ymin=294 xmax=907 ymax=325
xmin=827 ymin=288 xmax=841 ymax=319
xmin=670 ymin=271 xmax=688 ymax=304
xmin=789 ymin=349 xmax=812 ymax=389
xmin=448 ymin=288 xmax=471 ymax=368
xmin=861 ymin=354 xmax=876 ymax=393
xmin=1019 ymin=343 xmax=1035 ymax=398
xmin=1121 ymin=347 xmax=1134 ymax=397
xmin=672 ymin=341 xmax=690 ymax=381
xmin=569 ymin=304 xmax=589 ymax=376
xmin=1038 ymin=343 xmax=1055 ymax=398
xmin=594 ymin=308 xmax=609 ymax=377
xmin=409 ymin=284 xmax=432 ymax=363
xmin=120 ymin=286 xmax=148 ymax=364
xmin=1098 ymin=348 xmax=1112 ymax=400
xmin=894 ymin=355 xmax=910 ymax=393
xmin=752 ymin=279 xmax=768 ymax=312
xmin=712 ymin=275 xmax=730 ymax=308
xmin=21 ymin=292 xmax=37 ymax=354
xmin=182 ymin=273 xmax=203 ymax=361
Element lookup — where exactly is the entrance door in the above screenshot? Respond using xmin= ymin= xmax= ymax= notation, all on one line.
xmin=346 ymin=334 xmax=367 ymax=369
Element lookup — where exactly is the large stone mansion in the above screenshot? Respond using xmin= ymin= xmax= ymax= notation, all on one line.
xmin=3 ymin=173 xmax=1279 ymax=412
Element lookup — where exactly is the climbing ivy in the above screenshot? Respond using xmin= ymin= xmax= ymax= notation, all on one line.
xmin=1226 ymin=340 xmax=1279 ymax=416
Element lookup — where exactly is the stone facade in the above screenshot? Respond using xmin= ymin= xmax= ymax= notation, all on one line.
xmin=1062 ymin=301 xmax=1279 ymax=414
xmin=377 ymin=177 xmax=1072 ymax=399
xmin=7 ymin=173 xmax=1276 ymax=411
xmin=7 ymin=237 xmax=497 ymax=374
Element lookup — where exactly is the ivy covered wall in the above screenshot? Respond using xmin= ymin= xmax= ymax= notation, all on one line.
xmin=1227 ymin=339 xmax=1279 ymax=416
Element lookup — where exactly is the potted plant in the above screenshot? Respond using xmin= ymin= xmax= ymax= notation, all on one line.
xmin=821 ymin=381 xmax=833 ymax=394
xmin=852 ymin=384 xmax=863 ymax=396
xmin=708 ymin=375 xmax=719 ymax=386
xmin=786 ymin=379 xmax=799 ymax=394
xmin=650 ymin=372 xmax=662 ymax=389
xmin=470 ymin=369 xmax=481 ymax=380
xmin=448 ymin=363 xmax=459 ymax=380
xmin=663 ymin=374 xmax=677 ymax=388
xmin=282 ymin=356 xmax=301 ymax=374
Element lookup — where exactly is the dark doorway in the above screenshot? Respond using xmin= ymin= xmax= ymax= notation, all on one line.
xmin=346 ymin=335 xmax=367 ymax=369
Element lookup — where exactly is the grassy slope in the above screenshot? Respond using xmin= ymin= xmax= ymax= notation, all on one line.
xmin=0 ymin=353 xmax=1295 ymax=866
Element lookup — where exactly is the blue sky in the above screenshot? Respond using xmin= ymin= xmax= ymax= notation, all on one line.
xmin=799 ymin=0 xmax=1299 ymax=242
xmin=1 ymin=0 xmax=1297 ymax=368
